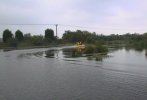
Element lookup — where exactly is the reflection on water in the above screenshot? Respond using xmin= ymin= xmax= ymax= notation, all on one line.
xmin=12 ymin=47 xmax=147 ymax=78
xmin=16 ymin=47 xmax=108 ymax=62
xmin=45 ymin=50 xmax=56 ymax=58
xmin=125 ymin=46 xmax=144 ymax=52
xmin=86 ymin=54 xmax=109 ymax=61
xmin=3 ymin=49 xmax=13 ymax=52
xmin=124 ymin=47 xmax=147 ymax=58
xmin=62 ymin=48 xmax=108 ymax=61
xmin=62 ymin=48 xmax=83 ymax=58
xmin=15 ymin=47 xmax=147 ymax=63
xmin=18 ymin=52 xmax=44 ymax=58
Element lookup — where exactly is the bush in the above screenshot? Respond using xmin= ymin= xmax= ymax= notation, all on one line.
xmin=31 ymin=36 xmax=43 ymax=46
xmin=84 ymin=44 xmax=108 ymax=54
xmin=95 ymin=45 xmax=108 ymax=53
xmin=7 ymin=38 xmax=18 ymax=47
xmin=84 ymin=45 xmax=95 ymax=54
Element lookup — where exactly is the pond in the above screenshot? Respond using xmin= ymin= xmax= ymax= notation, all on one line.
xmin=0 ymin=46 xmax=147 ymax=100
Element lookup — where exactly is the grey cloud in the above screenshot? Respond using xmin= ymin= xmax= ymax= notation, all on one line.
xmin=0 ymin=0 xmax=147 ymax=38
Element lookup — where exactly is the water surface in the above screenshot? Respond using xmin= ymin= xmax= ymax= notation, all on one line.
xmin=0 ymin=47 xmax=147 ymax=100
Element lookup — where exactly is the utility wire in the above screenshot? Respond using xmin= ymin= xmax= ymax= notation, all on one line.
xmin=0 ymin=24 xmax=56 ymax=26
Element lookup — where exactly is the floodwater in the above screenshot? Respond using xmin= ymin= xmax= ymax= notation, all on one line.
xmin=0 ymin=47 xmax=147 ymax=100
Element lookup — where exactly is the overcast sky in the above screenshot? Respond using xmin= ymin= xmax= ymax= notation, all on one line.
xmin=0 ymin=0 xmax=147 ymax=37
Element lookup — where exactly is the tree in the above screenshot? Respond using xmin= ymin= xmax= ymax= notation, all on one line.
xmin=15 ymin=30 xmax=24 ymax=41
xmin=62 ymin=30 xmax=97 ymax=43
xmin=45 ymin=29 xmax=54 ymax=41
xmin=3 ymin=29 xmax=13 ymax=42
xmin=24 ymin=33 xmax=31 ymax=40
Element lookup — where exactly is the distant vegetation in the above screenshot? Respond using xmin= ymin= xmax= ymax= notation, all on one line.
xmin=84 ymin=44 xmax=108 ymax=54
xmin=0 ymin=29 xmax=147 ymax=51
xmin=0 ymin=28 xmax=57 ymax=48
xmin=62 ymin=30 xmax=147 ymax=50
xmin=62 ymin=30 xmax=97 ymax=43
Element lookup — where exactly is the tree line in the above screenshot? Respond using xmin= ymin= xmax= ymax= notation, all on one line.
xmin=1 ymin=29 xmax=147 ymax=49
xmin=2 ymin=29 xmax=56 ymax=47
xmin=62 ymin=30 xmax=147 ymax=49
